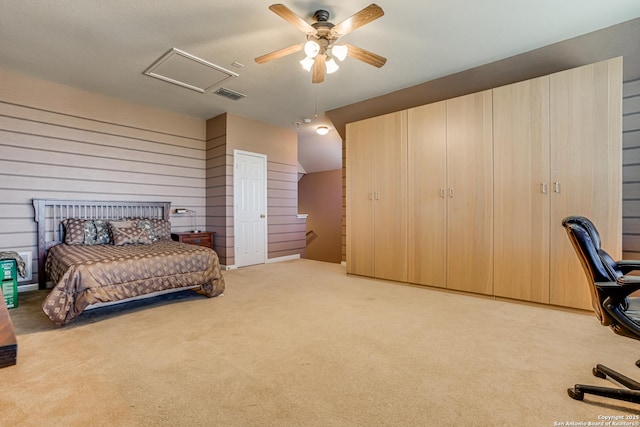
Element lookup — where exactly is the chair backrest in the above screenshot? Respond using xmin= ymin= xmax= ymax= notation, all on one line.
xmin=561 ymin=216 xmax=622 ymax=326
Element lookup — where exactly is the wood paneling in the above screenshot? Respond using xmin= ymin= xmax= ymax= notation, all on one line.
xmin=623 ymin=78 xmax=640 ymax=258
xmin=205 ymin=113 xmax=305 ymax=266
xmin=0 ymin=71 xmax=207 ymax=286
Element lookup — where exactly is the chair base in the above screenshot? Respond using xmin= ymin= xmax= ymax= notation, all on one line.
xmin=568 ymin=364 xmax=640 ymax=404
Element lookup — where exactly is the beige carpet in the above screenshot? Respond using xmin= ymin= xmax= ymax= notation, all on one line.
xmin=1 ymin=259 xmax=639 ymax=426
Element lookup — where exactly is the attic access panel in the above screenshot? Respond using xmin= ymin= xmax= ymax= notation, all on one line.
xmin=144 ymin=48 xmax=238 ymax=93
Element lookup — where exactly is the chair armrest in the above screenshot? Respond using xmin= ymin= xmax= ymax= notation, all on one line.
xmin=595 ymin=278 xmax=640 ymax=304
xmin=617 ymin=275 xmax=640 ymax=286
xmin=615 ymin=260 xmax=640 ymax=275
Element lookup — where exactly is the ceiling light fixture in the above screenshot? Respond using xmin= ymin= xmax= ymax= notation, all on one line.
xmin=325 ymin=57 xmax=339 ymax=74
xmin=300 ymin=56 xmax=315 ymax=72
xmin=255 ymin=5 xmax=386 ymax=84
xmin=304 ymin=40 xmax=320 ymax=58
xmin=316 ymin=126 xmax=329 ymax=135
xmin=332 ymin=44 xmax=348 ymax=61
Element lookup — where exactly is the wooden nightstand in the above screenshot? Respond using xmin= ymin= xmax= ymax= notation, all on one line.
xmin=171 ymin=231 xmax=215 ymax=250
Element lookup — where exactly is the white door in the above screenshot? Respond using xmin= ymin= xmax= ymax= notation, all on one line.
xmin=234 ymin=150 xmax=267 ymax=267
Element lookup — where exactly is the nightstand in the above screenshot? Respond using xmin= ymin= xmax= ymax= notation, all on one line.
xmin=171 ymin=231 xmax=215 ymax=250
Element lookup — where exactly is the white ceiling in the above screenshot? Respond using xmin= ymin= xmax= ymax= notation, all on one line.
xmin=1 ymin=1 xmax=640 ymax=172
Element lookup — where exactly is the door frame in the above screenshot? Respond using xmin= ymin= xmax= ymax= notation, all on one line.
xmin=233 ymin=149 xmax=268 ymax=267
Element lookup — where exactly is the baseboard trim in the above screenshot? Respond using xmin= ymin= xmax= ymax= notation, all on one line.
xmin=266 ymin=254 xmax=301 ymax=264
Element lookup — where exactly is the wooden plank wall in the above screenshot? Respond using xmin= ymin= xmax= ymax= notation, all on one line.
xmin=267 ymin=160 xmax=307 ymax=260
xmin=206 ymin=113 xmax=306 ymax=267
xmin=205 ymin=115 xmax=232 ymax=266
xmin=0 ymin=68 xmax=206 ymax=286
xmin=623 ymin=78 xmax=640 ymax=258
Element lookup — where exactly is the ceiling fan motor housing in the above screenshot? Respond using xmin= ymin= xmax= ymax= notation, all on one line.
xmin=313 ymin=10 xmax=330 ymax=22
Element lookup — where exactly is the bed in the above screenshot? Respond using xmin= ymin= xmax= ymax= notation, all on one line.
xmin=33 ymin=199 xmax=225 ymax=326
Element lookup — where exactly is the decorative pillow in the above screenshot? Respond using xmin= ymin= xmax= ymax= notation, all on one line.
xmin=128 ymin=218 xmax=171 ymax=241
xmin=111 ymin=226 xmax=152 ymax=246
xmin=92 ymin=220 xmax=111 ymax=245
xmin=109 ymin=220 xmax=135 ymax=230
xmin=83 ymin=221 xmax=98 ymax=245
xmin=134 ymin=219 xmax=156 ymax=241
xmin=62 ymin=219 xmax=89 ymax=245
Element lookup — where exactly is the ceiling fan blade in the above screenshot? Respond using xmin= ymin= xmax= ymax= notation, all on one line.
xmin=345 ymin=43 xmax=387 ymax=68
xmin=329 ymin=4 xmax=384 ymax=38
xmin=255 ymin=43 xmax=304 ymax=64
xmin=312 ymin=54 xmax=326 ymax=83
xmin=269 ymin=4 xmax=317 ymax=35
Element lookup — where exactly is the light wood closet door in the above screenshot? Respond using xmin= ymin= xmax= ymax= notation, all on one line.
xmin=446 ymin=91 xmax=494 ymax=295
xmin=346 ymin=118 xmax=376 ymax=277
xmin=373 ymin=111 xmax=408 ymax=282
xmin=407 ymin=102 xmax=447 ymax=287
xmin=493 ymin=76 xmax=551 ymax=303
xmin=549 ymin=57 xmax=623 ymax=310
xmin=346 ymin=111 xmax=407 ymax=281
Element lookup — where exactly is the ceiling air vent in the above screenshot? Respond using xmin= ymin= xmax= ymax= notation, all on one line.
xmin=214 ymin=87 xmax=246 ymax=101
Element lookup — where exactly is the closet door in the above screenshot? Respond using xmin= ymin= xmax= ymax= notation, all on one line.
xmin=346 ymin=111 xmax=407 ymax=281
xmin=549 ymin=58 xmax=623 ymax=310
xmin=346 ymin=118 xmax=376 ymax=277
xmin=493 ymin=76 xmax=551 ymax=303
xmin=446 ymin=91 xmax=494 ymax=294
xmin=373 ymin=111 xmax=408 ymax=282
xmin=407 ymin=101 xmax=447 ymax=287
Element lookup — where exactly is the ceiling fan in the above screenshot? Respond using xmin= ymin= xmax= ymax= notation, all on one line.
xmin=255 ymin=3 xmax=387 ymax=83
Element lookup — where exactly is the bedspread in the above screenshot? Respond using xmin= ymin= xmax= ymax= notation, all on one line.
xmin=43 ymin=240 xmax=225 ymax=325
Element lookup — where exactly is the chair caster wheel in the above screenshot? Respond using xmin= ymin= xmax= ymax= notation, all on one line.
xmin=568 ymin=387 xmax=584 ymax=401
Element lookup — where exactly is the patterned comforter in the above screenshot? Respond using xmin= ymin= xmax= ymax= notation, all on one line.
xmin=43 ymin=240 xmax=225 ymax=325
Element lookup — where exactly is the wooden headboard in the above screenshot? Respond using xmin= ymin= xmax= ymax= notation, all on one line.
xmin=32 ymin=199 xmax=171 ymax=289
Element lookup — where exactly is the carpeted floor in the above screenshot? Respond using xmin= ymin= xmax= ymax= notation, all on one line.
xmin=1 ymin=259 xmax=639 ymax=426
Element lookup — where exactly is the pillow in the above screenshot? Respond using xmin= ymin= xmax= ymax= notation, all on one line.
xmin=83 ymin=220 xmax=98 ymax=245
xmin=128 ymin=218 xmax=171 ymax=241
xmin=134 ymin=219 xmax=156 ymax=241
xmin=92 ymin=220 xmax=111 ymax=245
xmin=111 ymin=226 xmax=152 ymax=246
xmin=109 ymin=220 xmax=135 ymax=230
xmin=62 ymin=219 xmax=90 ymax=245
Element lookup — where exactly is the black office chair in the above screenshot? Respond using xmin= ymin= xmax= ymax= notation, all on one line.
xmin=562 ymin=216 xmax=640 ymax=404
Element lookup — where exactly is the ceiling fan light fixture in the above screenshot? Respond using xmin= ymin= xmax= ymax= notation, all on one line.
xmin=325 ymin=57 xmax=339 ymax=74
xmin=255 ymin=4 xmax=386 ymax=84
xmin=300 ymin=56 xmax=315 ymax=72
xmin=332 ymin=44 xmax=348 ymax=61
xmin=304 ymin=40 xmax=320 ymax=58
xmin=316 ymin=126 xmax=329 ymax=135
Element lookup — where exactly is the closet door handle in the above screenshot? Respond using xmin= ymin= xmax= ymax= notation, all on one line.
xmin=449 ymin=187 xmax=454 ymax=198
xmin=440 ymin=188 xmax=446 ymax=198
xmin=375 ymin=192 xmax=380 ymax=200
xmin=368 ymin=192 xmax=373 ymax=201
xmin=554 ymin=182 xmax=560 ymax=193
xmin=540 ymin=183 xmax=548 ymax=194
